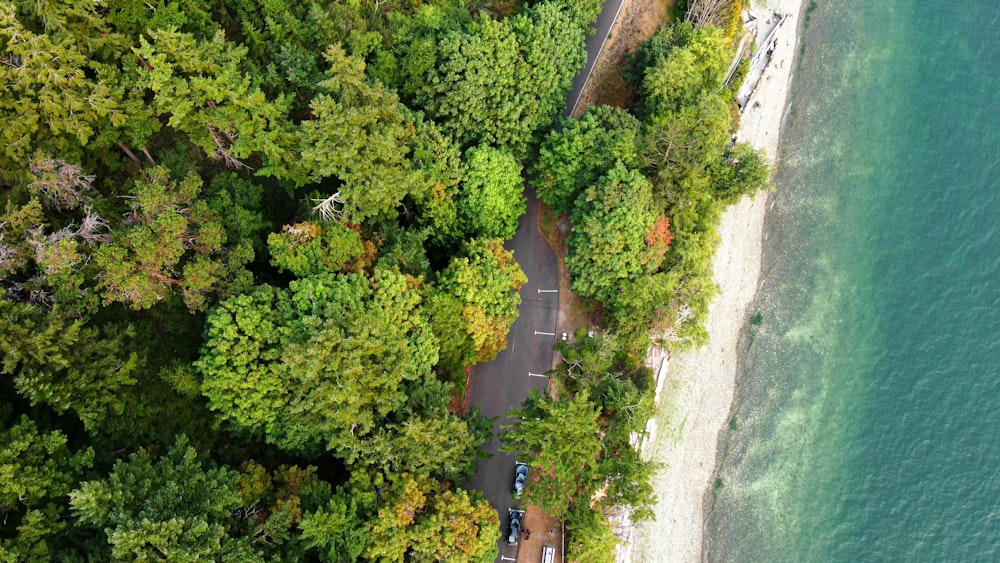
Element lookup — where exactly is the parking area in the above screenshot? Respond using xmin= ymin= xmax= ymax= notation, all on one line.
xmin=504 ymin=504 xmax=560 ymax=563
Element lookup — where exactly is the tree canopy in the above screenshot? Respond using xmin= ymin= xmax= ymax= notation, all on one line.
xmin=0 ymin=0 xmax=773 ymax=560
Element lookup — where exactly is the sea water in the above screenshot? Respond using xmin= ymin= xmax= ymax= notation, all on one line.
xmin=706 ymin=1 xmax=1000 ymax=561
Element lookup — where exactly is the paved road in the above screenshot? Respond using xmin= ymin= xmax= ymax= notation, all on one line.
xmin=564 ymin=0 xmax=629 ymax=119
xmin=464 ymin=183 xmax=559 ymax=560
xmin=463 ymin=2 xmax=627 ymax=559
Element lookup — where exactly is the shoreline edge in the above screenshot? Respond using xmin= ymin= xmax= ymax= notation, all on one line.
xmin=628 ymin=0 xmax=805 ymax=561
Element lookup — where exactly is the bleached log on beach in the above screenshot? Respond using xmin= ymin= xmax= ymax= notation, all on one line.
xmin=735 ymin=13 xmax=790 ymax=110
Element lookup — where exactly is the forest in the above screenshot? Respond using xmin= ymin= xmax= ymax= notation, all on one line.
xmin=0 ymin=0 xmax=765 ymax=560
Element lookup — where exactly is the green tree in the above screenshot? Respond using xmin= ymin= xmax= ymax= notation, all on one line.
xmin=126 ymin=28 xmax=293 ymax=170
xmin=501 ymin=389 xmax=603 ymax=519
xmin=418 ymin=5 xmax=586 ymax=155
xmin=222 ymin=0 xmax=327 ymax=101
xmin=375 ymin=2 xmax=471 ymax=100
xmin=94 ymin=167 xmax=254 ymax=311
xmin=198 ymin=268 xmax=448 ymax=462
xmin=369 ymin=414 xmax=484 ymax=482
xmin=565 ymin=163 xmax=664 ymax=303
xmin=206 ymin=172 xmax=272 ymax=255
xmin=335 ymin=470 xmax=498 ymax=563
xmin=0 ymin=416 xmax=95 ymax=561
xmin=534 ymin=106 xmax=641 ymax=214
xmin=427 ymin=239 xmax=526 ymax=375
xmin=0 ymin=301 xmax=140 ymax=431
xmin=289 ymin=45 xmax=438 ymax=221
xmin=542 ymin=332 xmax=659 ymax=522
xmin=624 ymin=22 xmax=730 ymax=121
xmin=299 ymin=491 xmax=367 ymax=562
xmin=639 ymin=97 xmax=731 ymax=197
xmin=457 ymin=146 xmax=525 ymax=240
xmin=564 ymin=504 xmax=618 ymax=563
xmin=0 ymin=3 xmax=129 ymax=182
xmin=233 ymin=461 xmax=332 ymax=560
xmin=70 ymin=436 xmax=262 ymax=562
xmin=408 ymin=487 xmax=498 ymax=562
xmin=709 ymin=141 xmax=772 ymax=204
xmin=267 ymin=222 xmax=375 ymax=278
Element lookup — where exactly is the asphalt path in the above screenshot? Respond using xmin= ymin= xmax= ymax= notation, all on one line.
xmin=465 ymin=184 xmax=559 ymax=559
xmin=564 ymin=0 xmax=628 ymax=119
xmin=463 ymin=1 xmax=626 ymax=559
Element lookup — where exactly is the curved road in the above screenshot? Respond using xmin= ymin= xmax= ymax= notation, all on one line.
xmin=463 ymin=1 xmax=626 ymax=559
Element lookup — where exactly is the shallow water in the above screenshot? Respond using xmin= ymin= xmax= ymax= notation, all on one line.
xmin=706 ymin=1 xmax=1000 ymax=561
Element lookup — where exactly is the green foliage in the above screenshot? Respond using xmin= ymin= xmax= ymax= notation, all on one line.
xmin=287 ymin=45 xmax=444 ymax=221
xmin=0 ymin=416 xmax=94 ymax=560
xmin=0 ymin=301 xmax=140 ymax=431
xmin=564 ymin=503 xmax=619 ymax=562
xmin=594 ymin=20 xmax=772 ymax=352
xmin=0 ymin=0 xmax=686 ymax=557
xmin=376 ymin=2 xmax=471 ymax=98
xmin=640 ymin=97 xmax=731 ymax=196
xmin=223 ymin=0 xmax=326 ymax=100
xmin=418 ymin=4 xmax=586 ymax=155
xmin=709 ymin=141 xmax=773 ymax=204
xmin=458 ymin=146 xmax=525 ymax=240
xmin=127 ymin=28 xmax=293 ymax=168
xmin=234 ymin=461 xmax=332 ymax=560
xmin=501 ymin=389 xmax=603 ymax=519
xmin=94 ymin=167 xmax=254 ymax=312
xmin=70 ymin=436 xmax=262 ymax=562
xmin=625 ymin=22 xmax=730 ymax=121
xmin=530 ymin=332 xmax=659 ymax=530
xmin=197 ymin=267 xmax=484 ymax=475
xmin=427 ymin=239 xmax=527 ymax=375
xmin=206 ymin=172 xmax=272 ymax=255
xmin=534 ymin=106 xmax=642 ymax=214
xmin=0 ymin=4 xmax=129 ymax=182
xmin=299 ymin=492 xmax=367 ymax=562
xmin=565 ymin=163 xmax=665 ymax=303
xmin=332 ymin=470 xmax=499 ymax=562
xmin=374 ymin=220 xmax=432 ymax=278
xmin=267 ymin=222 xmax=374 ymax=277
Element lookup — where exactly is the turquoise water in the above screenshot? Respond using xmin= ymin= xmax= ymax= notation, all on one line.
xmin=707 ymin=1 xmax=1000 ymax=561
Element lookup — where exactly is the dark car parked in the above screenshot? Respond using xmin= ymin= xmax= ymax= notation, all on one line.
xmin=506 ymin=509 xmax=525 ymax=546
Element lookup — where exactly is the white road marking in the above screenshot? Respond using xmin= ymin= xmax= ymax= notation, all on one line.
xmin=501 ymin=557 xmax=516 ymax=561
xmin=534 ymin=331 xmax=555 ymax=336
xmin=528 ymin=372 xmax=547 ymax=378
xmin=538 ymin=289 xmax=558 ymax=293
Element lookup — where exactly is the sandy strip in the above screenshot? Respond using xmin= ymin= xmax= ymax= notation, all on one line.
xmin=629 ymin=1 xmax=803 ymax=561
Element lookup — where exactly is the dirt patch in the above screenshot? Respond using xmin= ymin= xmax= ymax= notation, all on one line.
xmin=450 ymin=368 xmax=472 ymax=414
xmin=572 ymin=0 xmax=677 ymax=115
xmin=516 ymin=503 xmax=562 ymax=563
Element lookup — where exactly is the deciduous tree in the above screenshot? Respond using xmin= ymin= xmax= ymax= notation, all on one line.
xmin=197 ymin=268 xmax=444 ymax=462
xmin=565 ymin=163 xmax=664 ymax=303
xmin=457 ymin=146 xmax=525 ymax=240
xmin=427 ymin=239 xmax=526 ymax=375
xmin=534 ymin=106 xmax=641 ymax=214
xmin=267 ymin=222 xmax=375 ymax=278
xmin=418 ymin=5 xmax=586 ymax=155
